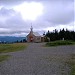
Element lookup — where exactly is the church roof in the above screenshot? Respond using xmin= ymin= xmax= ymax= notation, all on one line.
xmin=33 ymin=32 xmax=41 ymax=36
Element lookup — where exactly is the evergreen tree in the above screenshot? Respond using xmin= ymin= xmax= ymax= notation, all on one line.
xmin=45 ymin=28 xmax=75 ymax=41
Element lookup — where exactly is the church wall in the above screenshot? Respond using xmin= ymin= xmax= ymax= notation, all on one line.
xmin=34 ymin=36 xmax=41 ymax=42
xmin=27 ymin=34 xmax=42 ymax=42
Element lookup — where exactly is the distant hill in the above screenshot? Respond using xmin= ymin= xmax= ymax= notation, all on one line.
xmin=0 ymin=36 xmax=26 ymax=43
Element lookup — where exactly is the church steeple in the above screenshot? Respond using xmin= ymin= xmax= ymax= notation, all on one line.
xmin=30 ymin=26 xmax=33 ymax=32
xmin=29 ymin=26 xmax=33 ymax=42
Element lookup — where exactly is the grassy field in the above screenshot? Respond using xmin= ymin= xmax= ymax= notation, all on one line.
xmin=0 ymin=43 xmax=27 ymax=53
xmin=0 ymin=43 xmax=27 ymax=62
xmin=46 ymin=40 xmax=75 ymax=47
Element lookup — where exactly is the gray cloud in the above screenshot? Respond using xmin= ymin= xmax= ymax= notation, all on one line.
xmin=0 ymin=7 xmax=26 ymax=28
xmin=41 ymin=1 xmax=74 ymax=24
xmin=0 ymin=0 xmax=74 ymax=6
xmin=0 ymin=0 xmax=74 ymax=36
xmin=0 ymin=7 xmax=15 ymax=16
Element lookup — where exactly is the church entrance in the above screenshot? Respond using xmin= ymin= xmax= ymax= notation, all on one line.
xmin=29 ymin=36 xmax=33 ymax=42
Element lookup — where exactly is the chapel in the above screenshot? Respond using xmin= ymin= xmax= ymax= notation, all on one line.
xmin=26 ymin=26 xmax=44 ymax=42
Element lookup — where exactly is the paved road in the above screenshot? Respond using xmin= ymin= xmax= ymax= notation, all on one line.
xmin=0 ymin=43 xmax=75 ymax=75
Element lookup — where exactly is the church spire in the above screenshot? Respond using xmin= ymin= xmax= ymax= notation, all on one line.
xmin=30 ymin=25 xmax=33 ymax=32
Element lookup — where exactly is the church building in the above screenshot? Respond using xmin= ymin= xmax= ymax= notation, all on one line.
xmin=26 ymin=26 xmax=43 ymax=42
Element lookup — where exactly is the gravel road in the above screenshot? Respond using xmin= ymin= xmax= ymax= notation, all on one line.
xmin=0 ymin=43 xmax=75 ymax=75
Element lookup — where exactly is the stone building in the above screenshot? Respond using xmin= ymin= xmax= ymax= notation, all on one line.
xmin=26 ymin=26 xmax=44 ymax=42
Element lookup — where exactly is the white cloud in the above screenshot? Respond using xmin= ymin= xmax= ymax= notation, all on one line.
xmin=0 ymin=0 xmax=74 ymax=36
xmin=13 ymin=2 xmax=44 ymax=21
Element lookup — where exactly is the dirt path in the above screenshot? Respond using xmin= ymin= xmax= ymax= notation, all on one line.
xmin=0 ymin=43 xmax=75 ymax=75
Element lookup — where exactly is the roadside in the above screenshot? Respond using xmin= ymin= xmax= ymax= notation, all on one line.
xmin=0 ymin=43 xmax=75 ymax=75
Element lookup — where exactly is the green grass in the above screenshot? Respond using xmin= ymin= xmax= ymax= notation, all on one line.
xmin=66 ymin=54 xmax=75 ymax=75
xmin=0 ymin=43 xmax=27 ymax=62
xmin=0 ymin=55 xmax=10 ymax=62
xmin=46 ymin=40 xmax=75 ymax=47
xmin=0 ymin=43 xmax=27 ymax=53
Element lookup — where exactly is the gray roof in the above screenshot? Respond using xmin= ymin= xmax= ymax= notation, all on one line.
xmin=33 ymin=32 xmax=41 ymax=36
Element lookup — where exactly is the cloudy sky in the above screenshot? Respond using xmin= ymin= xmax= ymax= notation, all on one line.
xmin=0 ymin=0 xmax=74 ymax=36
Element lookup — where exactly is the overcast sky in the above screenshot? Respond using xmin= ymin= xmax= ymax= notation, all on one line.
xmin=0 ymin=0 xmax=74 ymax=36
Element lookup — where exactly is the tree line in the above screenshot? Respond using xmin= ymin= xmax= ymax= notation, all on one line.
xmin=45 ymin=28 xmax=75 ymax=41
xmin=15 ymin=39 xmax=27 ymax=43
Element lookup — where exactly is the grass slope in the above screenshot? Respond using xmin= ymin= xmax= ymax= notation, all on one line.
xmin=0 ymin=43 xmax=27 ymax=62
xmin=0 ymin=43 xmax=27 ymax=53
xmin=46 ymin=40 xmax=75 ymax=47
